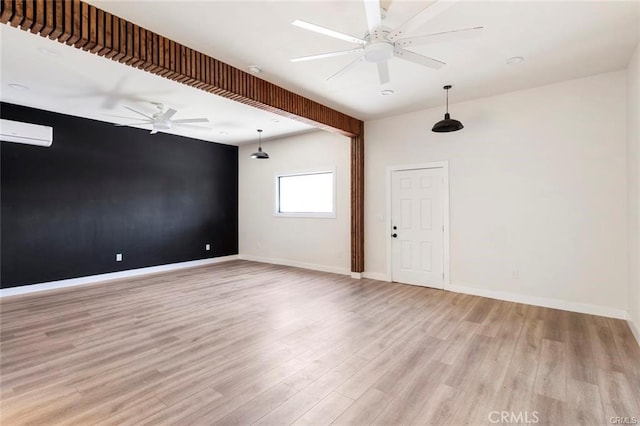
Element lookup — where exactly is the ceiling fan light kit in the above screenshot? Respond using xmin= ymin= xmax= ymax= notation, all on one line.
xmin=250 ymin=129 xmax=269 ymax=159
xmin=432 ymin=85 xmax=463 ymax=133
xmin=364 ymin=41 xmax=394 ymax=63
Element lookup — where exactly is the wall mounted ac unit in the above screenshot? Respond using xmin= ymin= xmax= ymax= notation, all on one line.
xmin=0 ymin=119 xmax=53 ymax=147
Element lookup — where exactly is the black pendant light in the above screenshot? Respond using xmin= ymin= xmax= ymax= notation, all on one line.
xmin=250 ymin=129 xmax=269 ymax=159
xmin=432 ymin=85 xmax=464 ymax=133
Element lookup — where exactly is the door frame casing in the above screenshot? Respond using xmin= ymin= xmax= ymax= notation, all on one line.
xmin=386 ymin=161 xmax=450 ymax=290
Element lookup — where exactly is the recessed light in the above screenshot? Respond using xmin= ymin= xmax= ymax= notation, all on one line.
xmin=37 ymin=47 xmax=60 ymax=57
xmin=381 ymin=89 xmax=394 ymax=96
xmin=506 ymin=56 xmax=524 ymax=65
xmin=8 ymin=83 xmax=30 ymax=91
xmin=248 ymin=65 xmax=261 ymax=74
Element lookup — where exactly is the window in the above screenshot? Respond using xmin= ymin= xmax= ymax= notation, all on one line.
xmin=276 ymin=170 xmax=335 ymax=217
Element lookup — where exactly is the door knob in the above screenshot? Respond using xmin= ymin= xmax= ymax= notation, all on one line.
xmin=392 ymin=233 xmax=397 ymax=238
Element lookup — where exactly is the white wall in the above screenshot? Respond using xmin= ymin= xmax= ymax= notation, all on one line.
xmin=365 ymin=71 xmax=628 ymax=317
xmin=627 ymin=43 xmax=640 ymax=335
xmin=239 ymin=130 xmax=351 ymax=274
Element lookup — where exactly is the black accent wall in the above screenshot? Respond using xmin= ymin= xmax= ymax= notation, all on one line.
xmin=1 ymin=102 xmax=238 ymax=288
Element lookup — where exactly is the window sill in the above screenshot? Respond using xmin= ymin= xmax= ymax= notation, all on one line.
xmin=274 ymin=212 xmax=336 ymax=219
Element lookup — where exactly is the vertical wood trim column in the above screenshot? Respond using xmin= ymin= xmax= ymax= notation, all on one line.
xmin=351 ymin=131 xmax=365 ymax=273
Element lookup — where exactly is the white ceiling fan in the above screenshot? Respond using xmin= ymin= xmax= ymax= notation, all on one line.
xmin=107 ymin=102 xmax=210 ymax=134
xmin=290 ymin=0 xmax=483 ymax=85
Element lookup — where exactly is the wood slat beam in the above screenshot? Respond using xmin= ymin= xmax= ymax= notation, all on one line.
xmin=1 ymin=0 xmax=366 ymax=272
xmin=0 ymin=0 xmax=362 ymax=136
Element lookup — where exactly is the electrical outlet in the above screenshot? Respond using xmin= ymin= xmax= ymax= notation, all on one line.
xmin=116 ymin=253 xmax=123 ymax=262
xmin=512 ymin=269 xmax=519 ymax=279
xmin=205 ymin=244 xmax=211 ymax=251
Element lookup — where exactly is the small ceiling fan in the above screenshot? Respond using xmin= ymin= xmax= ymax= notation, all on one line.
xmin=290 ymin=0 xmax=483 ymax=84
xmin=108 ymin=102 xmax=210 ymax=134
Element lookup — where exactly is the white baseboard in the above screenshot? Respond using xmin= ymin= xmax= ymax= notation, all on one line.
xmin=362 ymin=272 xmax=391 ymax=281
xmin=350 ymin=272 xmax=363 ymax=279
xmin=628 ymin=319 xmax=640 ymax=347
xmin=447 ymin=283 xmax=628 ymax=320
xmin=356 ymin=275 xmax=628 ymax=321
xmin=237 ymin=254 xmax=351 ymax=276
xmin=4 ymin=257 xmax=633 ymax=327
xmin=0 ymin=255 xmax=239 ymax=298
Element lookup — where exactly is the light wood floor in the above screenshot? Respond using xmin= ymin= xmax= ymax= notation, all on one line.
xmin=1 ymin=260 xmax=639 ymax=425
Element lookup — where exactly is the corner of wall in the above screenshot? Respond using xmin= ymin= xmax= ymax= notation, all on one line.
xmin=629 ymin=319 xmax=640 ymax=347
xmin=627 ymin=41 xmax=640 ymax=346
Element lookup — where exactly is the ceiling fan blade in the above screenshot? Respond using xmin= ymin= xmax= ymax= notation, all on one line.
xmin=101 ymin=96 xmax=119 ymax=110
xmin=173 ymin=123 xmax=212 ymax=130
xmin=394 ymin=48 xmax=446 ymax=69
xmin=377 ymin=61 xmax=390 ymax=85
xmin=327 ymin=55 xmax=365 ymax=81
xmin=123 ymin=106 xmax=153 ymax=119
xmin=363 ymin=0 xmax=382 ymax=36
xmin=291 ymin=48 xmax=364 ymax=63
xmin=114 ymin=121 xmax=153 ymax=126
xmin=100 ymin=77 xmax=126 ymax=109
xmin=103 ymin=113 xmax=148 ymax=120
xmin=158 ymin=108 xmax=177 ymax=122
xmin=396 ymin=26 xmax=483 ymax=48
xmin=387 ymin=0 xmax=459 ymax=41
xmin=170 ymin=118 xmax=210 ymax=124
xmin=292 ymin=20 xmax=366 ymax=45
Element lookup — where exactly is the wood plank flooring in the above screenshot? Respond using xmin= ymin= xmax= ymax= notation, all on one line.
xmin=1 ymin=260 xmax=639 ymax=425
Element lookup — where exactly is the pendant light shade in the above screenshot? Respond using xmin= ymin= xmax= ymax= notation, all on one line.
xmin=250 ymin=129 xmax=269 ymax=159
xmin=432 ymin=85 xmax=463 ymax=133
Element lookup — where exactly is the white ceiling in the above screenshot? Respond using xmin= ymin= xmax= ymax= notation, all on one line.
xmin=0 ymin=25 xmax=316 ymax=145
xmin=89 ymin=0 xmax=640 ymax=120
xmin=2 ymin=0 xmax=639 ymax=143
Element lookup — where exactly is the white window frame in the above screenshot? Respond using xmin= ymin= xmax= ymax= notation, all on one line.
xmin=274 ymin=168 xmax=337 ymax=218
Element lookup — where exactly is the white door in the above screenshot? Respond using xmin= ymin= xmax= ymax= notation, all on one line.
xmin=391 ymin=168 xmax=444 ymax=289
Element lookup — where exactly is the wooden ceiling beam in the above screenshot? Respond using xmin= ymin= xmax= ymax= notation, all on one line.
xmin=0 ymin=0 xmax=363 ymax=137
